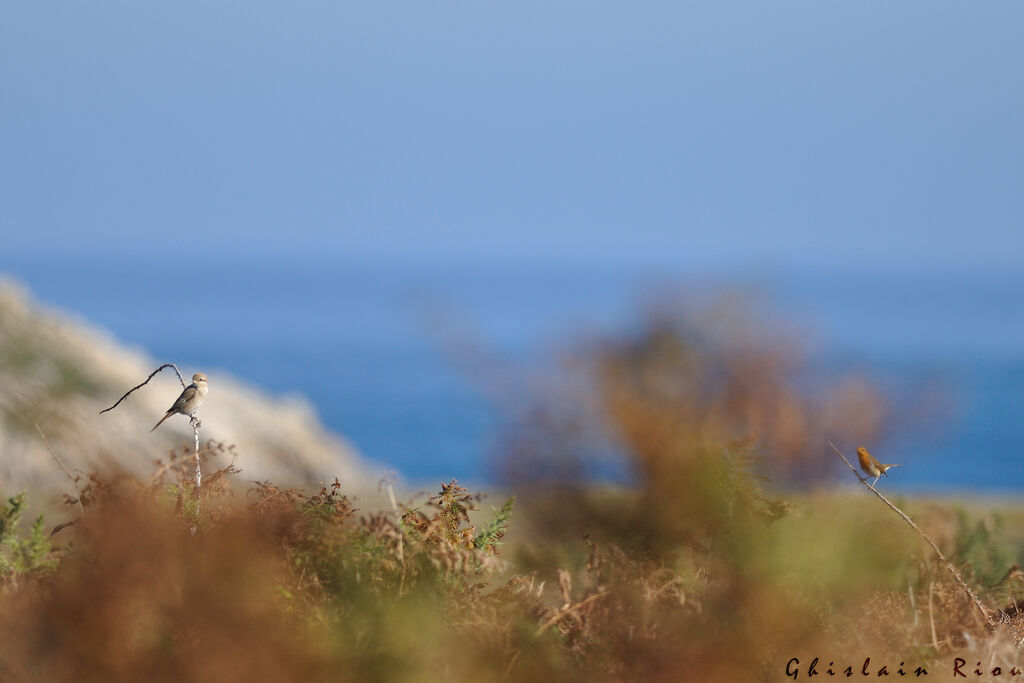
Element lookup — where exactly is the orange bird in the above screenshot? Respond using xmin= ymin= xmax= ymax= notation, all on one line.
xmin=856 ymin=446 xmax=899 ymax=487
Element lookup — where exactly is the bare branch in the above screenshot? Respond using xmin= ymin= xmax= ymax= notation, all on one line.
xmin=380 ymin=473 xmax=406 ymax=593
xmin=535 ymin=590 xmax=610 ymax=637
xmin=928 ymin=581 xmax=939 ymax=649
xmin=34 ymin=421 xmax=86 ymax=519
xmin=827 ymin=440 xmax=994 ymax=629
xmin=100 ymin=363 xmax=205 ymax=526
xmin=33 ymin=421 xmax=75 ymax=484
xmin=192 ymin=417 xmax=201 ymax=495
xmin=143 ymin=452 xmax=193 ymax=489
xmin=99 ymin=363 xmax=186 ymax=414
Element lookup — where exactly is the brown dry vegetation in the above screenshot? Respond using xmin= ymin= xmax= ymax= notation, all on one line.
xmin=499 ymin=296 xmax=889 ymax=487
xmin=3 ymin=447 xmax=1024 ymax=682
xmin=1 ymin=303 xmax=1022 ymax=681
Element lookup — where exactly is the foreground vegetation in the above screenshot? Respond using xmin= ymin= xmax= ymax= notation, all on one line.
xmin=1 ymin=439 xmax=1024 ymax=682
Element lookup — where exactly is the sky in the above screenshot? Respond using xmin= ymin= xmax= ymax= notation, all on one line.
xmin=2 ymin=2 xmax=1022 ymax=274
xmin=1 ymin=3 xmax=1023 ymax=489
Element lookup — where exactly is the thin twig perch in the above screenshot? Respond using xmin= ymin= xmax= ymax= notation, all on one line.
xmin=827 ymin=440 xmax=994 ymax=629
xmin=99 ymin=363 xmax=185 ymax=414
xmin=191 ymin=416 xmax=201 ymax=493
xmin=101 ymin=363 xmax=204 ymax=503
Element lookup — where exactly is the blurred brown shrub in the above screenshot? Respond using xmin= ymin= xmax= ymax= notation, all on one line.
xmin=498 ymin=295 xmax=888 ymax=488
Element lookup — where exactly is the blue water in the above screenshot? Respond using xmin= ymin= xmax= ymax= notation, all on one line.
xmin=2 ymin=254 xmax=1022 ymax=493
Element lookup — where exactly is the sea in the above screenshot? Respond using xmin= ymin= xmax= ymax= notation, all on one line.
xmin=3 ymin=254 xmax=1022 ymax=494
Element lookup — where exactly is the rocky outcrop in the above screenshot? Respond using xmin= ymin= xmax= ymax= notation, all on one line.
xmin=0 ymin=278 xmax=372 ymax=494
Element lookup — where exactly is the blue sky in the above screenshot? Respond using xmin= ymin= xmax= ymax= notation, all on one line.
xmin=2 ymin=2 xmax=1022 ymax=273
xmin=2 ymin=3 xmax=1023 ymax=487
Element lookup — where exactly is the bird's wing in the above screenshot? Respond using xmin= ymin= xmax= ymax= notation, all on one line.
xmin=169 ymin=384 xmax=198 ymax=412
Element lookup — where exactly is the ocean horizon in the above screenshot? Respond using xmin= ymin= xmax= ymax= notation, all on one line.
xmin=3 ymin=253 xmax=1022 ymax=493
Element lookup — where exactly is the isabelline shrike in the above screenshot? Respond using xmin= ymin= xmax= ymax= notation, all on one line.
xmin=152 ymin=372 xmax=208 ymax=431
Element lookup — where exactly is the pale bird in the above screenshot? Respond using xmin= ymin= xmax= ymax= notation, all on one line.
xmin=152 ymin=373 xmax=208 ymax=431
xmin=856 ymin=446 xmax=899 ymax=487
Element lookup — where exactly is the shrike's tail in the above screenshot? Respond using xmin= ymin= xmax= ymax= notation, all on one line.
xmin=151 ymin=412 xmax=174 ymax=432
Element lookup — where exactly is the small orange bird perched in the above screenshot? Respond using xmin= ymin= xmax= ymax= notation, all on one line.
xmin=152 ymin=373 xmax=208 ymax=431
xmin=856 ymin=446 xmax=899 ymax=487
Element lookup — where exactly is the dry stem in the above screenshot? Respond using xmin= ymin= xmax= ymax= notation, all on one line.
xmin=535 ymin=590 xmax=610 ymax=637
xmin=99 ymin=363 xmax=185 ymax=414
xmin=380 ymin=474 xmax=406 ymax=595
xmin=928 ymin=580 xmax=940 ymax=649
xmin=144 ymin=453 xmax=193 ymax=489
xmin=827 ymin=440 xmax=994 ymax=629
xmin=33 ymin=421 xmax=86 ymax=519
xmin=192 ymin=416 xmax=201 ymax=494
xmin=100 ymin=363 xmax=204 ymax=513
